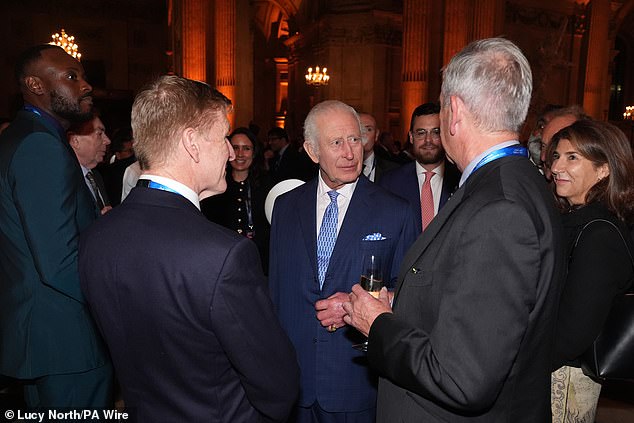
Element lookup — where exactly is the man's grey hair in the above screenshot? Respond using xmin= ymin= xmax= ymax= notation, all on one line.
xmin=545 ymin=104 xmax=590 ymax=122
xmin=440 ymin=37 xmax=532 ymax=133
xmin=304 ymin=100 xmax=361 ymax=153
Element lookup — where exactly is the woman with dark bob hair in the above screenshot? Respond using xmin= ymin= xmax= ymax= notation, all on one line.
xmin=548 ymin=119 xmax=634 ymax=423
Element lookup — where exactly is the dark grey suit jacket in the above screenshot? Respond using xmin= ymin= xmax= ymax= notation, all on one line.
xmin=368 ymin=155 xmax=565 ymax=422
xmin=80 ymin=186 xmax=299 ymax=422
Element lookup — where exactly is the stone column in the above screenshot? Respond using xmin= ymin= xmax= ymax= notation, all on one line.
xmin=181 ymin=0 xmax=207 ymax=81
xmin=443 ymin=0 xmax=471 ymax=65
xmin=401 ymin=0 xmax=432 ymax=136
xmin=215 ymin=0 xmax=236 ymax=127
xmin=583 ymin=0 xmax=611 ymax=120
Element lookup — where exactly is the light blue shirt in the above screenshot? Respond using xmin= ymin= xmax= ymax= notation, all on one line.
xmin=459 ymin=140 xmax=520 ymax=187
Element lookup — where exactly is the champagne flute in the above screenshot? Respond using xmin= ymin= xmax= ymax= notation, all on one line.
xmin=352 ymin=253 xmax=383 ymax=351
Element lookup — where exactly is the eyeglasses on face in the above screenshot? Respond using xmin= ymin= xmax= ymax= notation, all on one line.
xmin=411 ymin=128 xmax=441 ymax=141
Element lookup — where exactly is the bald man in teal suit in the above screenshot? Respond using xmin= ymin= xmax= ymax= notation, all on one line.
xmin=0 ymin=45 xmax=112 ymax=408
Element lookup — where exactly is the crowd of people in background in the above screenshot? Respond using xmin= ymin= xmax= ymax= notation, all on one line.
xmin=0 ymin=37 xmax=633 ymax=423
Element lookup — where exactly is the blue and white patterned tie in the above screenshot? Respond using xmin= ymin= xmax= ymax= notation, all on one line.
xmin=317 ymin=190 xmax=339 ymax=289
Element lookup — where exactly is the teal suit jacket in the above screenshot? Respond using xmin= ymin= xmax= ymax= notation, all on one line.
xmin=0 ymin=109 xmax=109 ymax=378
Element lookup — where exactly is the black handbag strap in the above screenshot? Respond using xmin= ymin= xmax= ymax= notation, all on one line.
xmin=572 ymin=218 xmax=634 ymax=287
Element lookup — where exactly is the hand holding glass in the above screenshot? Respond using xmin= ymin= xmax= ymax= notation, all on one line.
xmin=352 ymin=253 xmax=383 ymax=351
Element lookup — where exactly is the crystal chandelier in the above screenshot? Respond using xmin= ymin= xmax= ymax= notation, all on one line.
xmin=49 ymin=29 xmax=82 ymax=60
xmin=624 ymin=106 xmax=633 ymax=120
xmin=305 ymin=66 xmax=330 ymax=86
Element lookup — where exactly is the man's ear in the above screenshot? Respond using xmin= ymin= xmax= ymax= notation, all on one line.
xmin=304 ymin=140 xmax=320 ymax=164
xmin=68 ymin=134 xmax=80 ymax=151
xmin=24 ymin=76 xmax=44 ymax=96
xmin=449 ymin=95 xmax=463 ymax=137
xmin=182 ymin=127 xmax=200 ymax=163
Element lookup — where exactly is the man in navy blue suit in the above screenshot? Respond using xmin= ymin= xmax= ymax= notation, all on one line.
xmin=379 ymin=103 xmax=460 ymax=233
xmin=269 ymin=100 xmax=417 ymax=423
xmin=79 ymin=75 xmax=299 ymax=422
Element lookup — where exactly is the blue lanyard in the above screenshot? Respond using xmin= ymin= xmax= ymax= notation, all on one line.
xmin=472 ymin=145 xmax=528 ymax=173
xmin=23 ymin=105 xmax=67 ymax=141
xmin=23 ymin=105 xmax=41 ymax=117
xmin=148 ymin=181 xmax=181 ymax=195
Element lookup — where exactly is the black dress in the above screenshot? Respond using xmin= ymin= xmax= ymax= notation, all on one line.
xmin=201 ymin=172 xmax=273 ymax=274
xmin=552 ymin=201 xmax=634 ymax=369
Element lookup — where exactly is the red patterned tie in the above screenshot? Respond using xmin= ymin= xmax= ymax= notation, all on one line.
xmin=421 ymin=171 xmax=435 ymax=231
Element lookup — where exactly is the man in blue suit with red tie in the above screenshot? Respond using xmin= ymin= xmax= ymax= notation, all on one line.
xmin=379 ymin=102 xmax=460 ymax=233
xmin=269 ymin=100 xmax=417 ymax=423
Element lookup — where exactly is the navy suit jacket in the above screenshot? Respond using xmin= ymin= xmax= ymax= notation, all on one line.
xmin=0 ymin=110 xmax=107 ymax=379
xmin=80 ymin=187 xmax=299 ymax=422
xmin=379 ymin=160 xmax=460 ymax=233
xmin=269 ymin=176 xmax=417 ymax=412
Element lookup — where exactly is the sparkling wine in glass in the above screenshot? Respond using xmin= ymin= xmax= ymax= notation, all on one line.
xmin=353 ymin=253 xmax=383 ymax=351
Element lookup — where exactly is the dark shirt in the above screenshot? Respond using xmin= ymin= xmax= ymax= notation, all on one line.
xmin=201 ymin=172 xmax=272 ymax=273
xmin=98 ymin=155 xmax=137 ymax=207
xmin=269 ymin=146 xmax=317 ymax=183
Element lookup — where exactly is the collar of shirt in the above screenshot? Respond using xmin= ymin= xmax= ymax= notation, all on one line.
xmin=278 ymin=144 xmax=289 ymax=157
xmin=363 ymin=152 xmax=376 ymax=179
xmin=316 ymin=173 xmax=358 ymax=236
xmin=139 ymin=174 xmax=201 ymax=210
xmin=416 ymin=161 xmax=445 ymax=214
xmin=459 ymin=140 xmax=519 ymax=187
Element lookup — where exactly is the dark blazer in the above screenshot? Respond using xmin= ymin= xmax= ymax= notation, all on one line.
xmin=201 ymin=172 xmax=272 ymax=273
xmin=79 ymin=186 xmax=299 ymax=422
xmin=367 ymin=155 xmax=565 ymax=422
xmin=0 ymin=109 xmax=107 ymax=379
xmin=98 ymin=155 xmax=136 ymax=207
xmin=552 ymin=201 xmax=634 ymax=369
xmin=371 ymin=154 xmax=399 ymax=183
xmin=270 ymin=146 xmax=318 ymax=183
xmin=379 ymin=160 xmax=461 ymax=233
xmin=269 ymin=175 xmax=417 ymax=413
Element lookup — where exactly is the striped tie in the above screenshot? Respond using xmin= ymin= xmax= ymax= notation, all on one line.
xmin=317 ymin=190 xmax=339 ymax=289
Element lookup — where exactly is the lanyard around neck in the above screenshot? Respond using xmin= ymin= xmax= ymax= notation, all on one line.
xmin=472 ymin=145 xmax=528 ymax=174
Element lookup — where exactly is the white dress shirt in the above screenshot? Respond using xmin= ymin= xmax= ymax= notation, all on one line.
xmin=121 ymin=161 xmax=142 ymax=201
xmin=139 ymin=174 xmax=201 ymax=210
xmin=362 ymin=152 xmax=376 ymax=182
xmin=415 ymin=161 xmax=445 ymax=215
xmin=316 ymin=174 xmax=358 ymax=237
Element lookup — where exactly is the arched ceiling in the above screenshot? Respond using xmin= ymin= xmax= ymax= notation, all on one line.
xmin=252 ymin=0 xmax=300 ymax=41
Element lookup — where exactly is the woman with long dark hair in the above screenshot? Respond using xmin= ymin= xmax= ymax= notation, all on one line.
xmin=548 ymin=119 xmax=634 ymax=422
